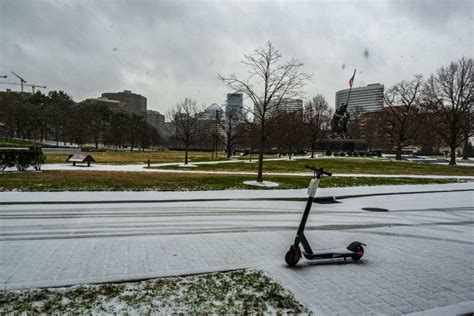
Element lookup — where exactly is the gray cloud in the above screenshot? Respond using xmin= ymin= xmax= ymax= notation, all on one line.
xmin=1 ymin=0 xmax=472 ymax=113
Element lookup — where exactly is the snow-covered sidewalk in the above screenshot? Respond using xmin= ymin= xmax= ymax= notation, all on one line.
xmin=1 ymin=182 xmax=473 ymax=204
xmin=1 ymin=185 xmax=473 ymax=314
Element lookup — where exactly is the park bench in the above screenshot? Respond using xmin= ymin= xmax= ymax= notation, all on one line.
xmin=66 ymin=154 xmax=95 ymax=167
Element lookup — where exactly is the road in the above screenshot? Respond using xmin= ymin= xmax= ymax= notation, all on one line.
xmin=1 ymin=184 xmax=473 ymax=314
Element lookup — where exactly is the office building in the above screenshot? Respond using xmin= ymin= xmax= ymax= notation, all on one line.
xmin=226 ymin=93 xmax=244 ymax=122
xmin=198 ymin=104 xmax=224 ymax=134
xmin=181 ymin=103 xmax=222 ymax=150
xmin=255 ymin=98 xmax=303 ymax=119
xmin=201 ymin=103 xmax=223 ymax=120
xmin=335 ymin=83 xmax=384 ymax=116
xmin=273 ymin=98 xmax=303 ymax=114
xmin=101 ymin=90 xmax=147 ymax=117
xmin=146 ymin=110 xmax=165 ymax=135
xmin=82 ymin=97 xmax=127 ymax=113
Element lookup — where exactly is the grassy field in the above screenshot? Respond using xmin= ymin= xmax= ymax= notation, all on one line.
xmin=0 ymin=137 xmax=43 ymax=147
xmin=0 ymin=170 xmax=460 ymax=191
xmin=0 ymin=270 xmax=308 ymax=314
xmin=156 ymin=157 xmax=474 ymax=176
xmin=44 ymin=150 xmax=227 ymax=164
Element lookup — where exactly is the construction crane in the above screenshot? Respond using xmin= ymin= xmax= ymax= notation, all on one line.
xmin=0 ymin=81 xmax=47 ymax=93
xmin=0 ymin=71 xmax=47 ymax=93
xmin=10 ymin=71 xmax=27 ymax=92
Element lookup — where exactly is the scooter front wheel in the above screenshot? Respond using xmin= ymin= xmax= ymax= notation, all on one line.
xmin=285 ymin=245 xmax=301 ymax=266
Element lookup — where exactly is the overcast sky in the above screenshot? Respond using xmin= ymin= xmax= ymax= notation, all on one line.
xmin=1 ymin=0 xmax=472 ymax=114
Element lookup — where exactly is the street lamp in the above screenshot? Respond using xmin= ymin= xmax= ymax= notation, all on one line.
xmin=214 ymin=109 xmax=220 ymax=160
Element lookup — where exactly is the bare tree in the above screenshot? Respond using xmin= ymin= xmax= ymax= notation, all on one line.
xmin=384 ymin=75 xmax=423 ymax=160
xmin=219 ymin=41 xmax=311 ymax=182
xmin=218 ymin=101 xmax=246 ymax=158
xmin=303 ymin=95 xmax=332 ymax=158
xmin=167 ymin=98 xmax=203 ymax=165
xmin=270 ymin=111 xmax=305 ymax=159
xmin=127 ymin=114 xmax=145 ymax=152
xmin=78 ymin=100 xmax=111 ymax=149
xmin=235 ymin=122 xmax=259 ymax=161
xmin=421 ymin=57 xmax=473 ymax=165
xmin=48 ymin=91 xmax=74 ymax=146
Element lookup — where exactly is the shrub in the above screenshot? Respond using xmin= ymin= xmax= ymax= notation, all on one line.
xmin=0 ymin=148 xmax=45 ymax=172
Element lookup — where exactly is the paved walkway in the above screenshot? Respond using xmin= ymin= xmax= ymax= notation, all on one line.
xmin=1 ymin=182 xmax=472 ymax=204
xmin=1 ymin=186 xmax=473 ymax=314
xmin=1 ymin=227 xmax=473 ymax=314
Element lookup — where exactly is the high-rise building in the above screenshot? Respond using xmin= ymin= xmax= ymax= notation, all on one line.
xmin=201 ymin=103 xmax=222 ymax=120
xmin=146 ymin=110 xmax=165 ymax=136
xmin=335 ymin=83 xmax=384 ymax=116
xmin=82 ymin=97 xmax=127 ymax=113
xmin=101 ymin=90 xmax=147 ymax=117
xmin=273 ymin=98 xmax=303 ymax=114
xmin=255 ymin=98 xmax=303 ymax=119
xmin=226 ymin=93 xmax=244 ymax=124
xmin=197 ymin=103 xmax=224 ymax=135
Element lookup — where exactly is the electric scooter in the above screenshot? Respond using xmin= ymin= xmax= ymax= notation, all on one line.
xmin=285 ymin=165 xmax=366 ymax=266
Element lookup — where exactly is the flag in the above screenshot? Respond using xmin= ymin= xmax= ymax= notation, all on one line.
xmin=349 ymin=69 xmax=356 ymax=88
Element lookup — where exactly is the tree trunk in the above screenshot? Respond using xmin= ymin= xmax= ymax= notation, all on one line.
xmin=395 ymin=140 xmax=403 ymax=160
xmin=449 ymin=145 xmax=457 ymax=165
xmin=462 ymin=134 xmax=469 ymax=160
xmin=184 ymin=142 xmax=189 ymax=165
xmin=257 ymin=123 xmax=265 ymax=182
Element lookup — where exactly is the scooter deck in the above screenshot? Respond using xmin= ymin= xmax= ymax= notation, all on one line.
xmin=303 ymin=249 xmax=355 ymax=260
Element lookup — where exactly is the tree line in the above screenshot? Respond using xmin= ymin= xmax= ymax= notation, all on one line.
xmin=166 ymin=95 xmax=333 ymax=165
xmin=0 ymin=42 xmax=471 ymax=177
xmin=353 ymin=57 xmax=472 ymax=165
xmin=0 ymin=91 xmax=161 ymax=151
xmin=170 ymin=42 xmax=471 ymax=183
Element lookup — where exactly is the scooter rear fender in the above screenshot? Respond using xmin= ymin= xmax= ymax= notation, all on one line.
xmin=346 ymin=241 xmax=367 ymax=252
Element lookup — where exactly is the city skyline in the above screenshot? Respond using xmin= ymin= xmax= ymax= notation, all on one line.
xmin=1 ymin=0 xmax=472 ymax=114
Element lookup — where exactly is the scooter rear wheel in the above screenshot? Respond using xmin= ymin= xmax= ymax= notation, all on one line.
xmin=285 ymin=246 xmax=301 ymax=266
xmin=351 ymin=245 xmax=364 ymax=261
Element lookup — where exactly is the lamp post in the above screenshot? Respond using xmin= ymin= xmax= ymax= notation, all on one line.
xmin=214 ymin=109 xmax=220 ymax=160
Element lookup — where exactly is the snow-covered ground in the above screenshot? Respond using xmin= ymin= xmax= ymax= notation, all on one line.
xmin=0 ymin=183 xmax=473 ymax=314
xmin=1 ymin=182 xmax=472 ymax=204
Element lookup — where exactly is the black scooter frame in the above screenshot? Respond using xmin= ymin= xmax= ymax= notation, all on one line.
xmin=285 ymin=165 xmax=366 ymax=266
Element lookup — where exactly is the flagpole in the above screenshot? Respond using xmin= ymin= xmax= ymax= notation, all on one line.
xmin=345 ymin=69 xmax=356 ymax=106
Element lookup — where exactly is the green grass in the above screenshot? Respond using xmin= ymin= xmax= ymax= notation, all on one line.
xmin=44 ymin=150 xmax=227 ymax=164
xmin=0 ymin=137 xmax=43 ymax=147
xmin=0 ymin=170 xmax=461 ymax=191
xmin=0 ymin=270 xmax=309 ymax=314
xmin=156 ymin=157 xmax=474 ymax=176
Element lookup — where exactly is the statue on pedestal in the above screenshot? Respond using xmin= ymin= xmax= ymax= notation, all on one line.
xmin=331 ymin=102 xmax=350 ymax=138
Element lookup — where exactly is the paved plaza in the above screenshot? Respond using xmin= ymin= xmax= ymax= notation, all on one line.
xmin=1 ymin=183 xmax=473 ymax=314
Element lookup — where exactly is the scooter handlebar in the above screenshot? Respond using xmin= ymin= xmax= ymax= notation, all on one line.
xmin=305 ymin=165 xmax=332 ymax=176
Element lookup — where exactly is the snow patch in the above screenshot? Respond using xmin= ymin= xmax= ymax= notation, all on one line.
xmin=243 ymin=180 xmax=279 ymax=187
xmin=178 ymin=163 xmax=198 ymax=168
